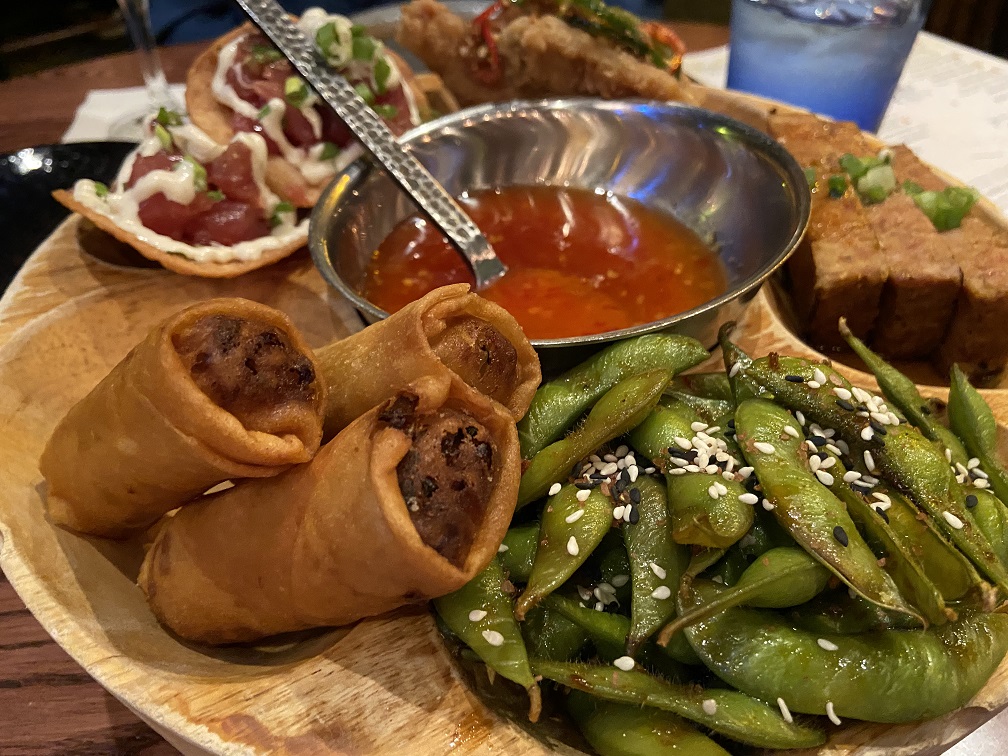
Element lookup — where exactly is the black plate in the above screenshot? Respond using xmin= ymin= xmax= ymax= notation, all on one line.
xmin=0 ymin=141 xmax=137 ymax=293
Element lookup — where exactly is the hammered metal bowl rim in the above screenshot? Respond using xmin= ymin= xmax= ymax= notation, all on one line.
xmin=309 ymin=97 xmax=811 ymax=348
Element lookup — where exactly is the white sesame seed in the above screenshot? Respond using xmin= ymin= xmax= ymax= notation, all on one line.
xmin=623 ymin=507 xmax=632 ymax=523
xmin=576 ymin=488 xmax=591 ymax=502
xmin=957 ymin=473 xmax=967 ymax=484
xmin=816 ymin=470 xmax=835 ymax=486
xmin=482 ymin=629 xmax=505 ymax=647
xmin=784 ymin=425 xmax=800 ymax=438
xmin=566 ymin=509 xmax=585 ymax=524
xmin=843 ymin=470 xmax=862 ymax=482
xmin=837 ymin=440 xmax=850 ymax=455
xmin=777 ymin=698 xmax=793 ymax=723
xmin=577 ymin=585 xmax=593 ymax=601
xmin=943 ymin=511 xmax=965 ymax=529
xmin=888 ymin=412 xmax=901 ymax=425
xmin=615 ymin=444 xmax=629 ymax=458
xmin=805 ymin=440 xmax=819 ymax=454
xmin=617 ymin=458 xmax=627 ymax=470
xmin=820 ymin=456 xmax=836 ymax=469
xmin=650 ymin=562 xmax=667 ymax=579
xmin=729 ymin=362 xmax=741 ymax=378
xmin=722 ymin=472 xmax=735 ymax=484
xmin=796 ymin=411 xmax=806 ymax=426
xmin=604 ymin=453 xmax=618 ymax=463
xmin=628 ymin=466 xmax=639 ymax=483
xmin=826 ymin=701 xmax=841 ymax=726
xmin=567 ymin=536 xmax=580 ymax=556
xmin=611 ymin=574 xmax=630 ymax=588
xmin=739 ymin=493 xmax=759 ymax=505
xmin=870 ymin=411 xmax=889 ymax=425
xmin=852 ymin=387 xmax=870 ymax=403
xmin=672 ymin=436 xmax=690 ymax=450
xmin=833 ymin=387 xmax=853 ymax=401
xmin=861 ymin=426 xmax=874 ymax=441
xmin=708 ymin=426 xmax=723 ymax=435
xmin=956 ymin=462 xmax=970 ymax=476
xmin=754 ymin=441 xmax=776 ymax=454
xmin=823 ymin=428 xmax=836 ymax=438
xmin=702 ymin=699 xmax=718 ymax=716
xmin=498 ymin=544 xmax=509 ymax=553
xmin=671 ymin=457 xmax=690 ymax=468
xmin=594 ymin=602 xmax=604 ymax=611
xmin=872 ymin=492 xmax=891 ymax=505
xmin=600 ymin=462 xmax=619 ymax=476
xmin=708 ymin=484 xmax=720 ymax=499
xmin=594 ymin=584 xmax=616 ymax=604
xmin=807 ymin=380 xmax=821 ymax=389
xmin=469 ymin=609 xmax=488 ymax=622
xmin=762 ymin=499 xmax=775 ymax=511
xmin=862 ymin=474 xmax=879 ymax=485
xmin=945 ymin=448 xmax=953 ymax=463
xmin=817 ymin=638 xmax=839 ymax=651
xmin=652 ymin=585 xmax=672 ymax=600
xmin=691 ymin=421 xmax=708 ymax=432
xmin=669 ymin=467 xmax=688 ymax=476
xmin=715 ymin=483 xmax=728 ymax=497
xmin=967 ymin=457 xmax=980 ymax=469
xmin=590 ymin=454 xmax=602 ymax=464
xmin=705 ymin=464 xmax=720 ymax=475
xmin=975 ymin=479 xmax=991 ymax=489
xmin=645 ymin=467 xmax=656 ymax=474
xmin=625 ymin=454 xmax=636 ymax=467
xmin=612 ymin=505 xmax=625 ymax=520
xmin=864 ymin=450 xmax=876 ymax=471
xmin=812 ymin=367 xmax=827 ymax=384
xmin=810 ymin=455 xmax=821 ymax=472
xmin=739 ymin=466 xmax=754 ymax=479
xmin=974 ymin=468 xmax=990 ymax=479
xmin=548 ymin=482 xmax=562 ymax=496
xmin=614 ymin=656 xmax=635 ymax=671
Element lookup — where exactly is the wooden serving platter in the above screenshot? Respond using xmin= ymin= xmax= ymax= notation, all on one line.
xmin=1 ymin=213 xmax=1008 ymax=755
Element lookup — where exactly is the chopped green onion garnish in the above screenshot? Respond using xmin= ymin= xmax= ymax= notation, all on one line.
xmin=93 ymin=181 xmax=109 ymax=197
xmin=249 ymin=44 xmax=283 ymax=65
xmin=258 ymin=104 xmax=272 ymax=119
xmin=352 ymin=36 xmax=378 ymax=61
xmin=350 ymin=24 xmax=367 ymax=37
xmin=180 ymin=155 xmax=208 ymax=192
xmin=856 ymin=164 xmax=897 ymax=205
xmin=153 ymin=123 xmax=173 ymax=151
xmin=155 ymin=107 xmax=183 ymax=127
xmin=284 ymin=76 xmax=309 ymax=108
xmin=828 ymin=174 xmax=848 ymax=198
xmin=374 ymin=103 xmax=399 ymax=120
xmin=316 ymin=22 xmax=337 ymax=56
xmin=374 ymin=56 xmax=392 ymax=94
xmin=903 ymin=181 xmax=979 ymax=231
xmin=803 ymin=167 xmax=816 ymax=189
xmin=319 ymin=142 xmax=339 ymax=160
xmin=207 ymin=189 xmax=225 ymax=202
xmin=270 ymin=200 xmax=295 ymax=227
xmin=354 ymin=83 xmax=376 ymax=105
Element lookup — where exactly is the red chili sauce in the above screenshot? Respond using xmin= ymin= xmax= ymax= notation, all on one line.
xmin=362 ymin=186 xmax=727 ymax=340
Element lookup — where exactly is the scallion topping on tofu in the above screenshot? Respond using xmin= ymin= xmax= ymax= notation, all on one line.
xmin=903 ymin=181 xmax=979 ymax=231
xmin=839 ymin=153 xmax=896 ymax=205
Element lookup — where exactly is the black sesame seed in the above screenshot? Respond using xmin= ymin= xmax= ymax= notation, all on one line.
xmin=785 ymin=374 xmax=805 ymax=382
xmin=613 ymin=478 xmax=627 ymax=495
xmin=875 ymin=506 xmax=890 ymax=524
xmin=836 ymin=399 xmax=856 ymax=411
xmin=816 ymin=451 xmax=830 ymax=461
xmin=857 ymin=405 xmax=869 ymax=413
xmin=590 ymin=472 xmax=607 ymax=481
xmin=920 ymin=404 xmax=932 ymax=415
xmin=630 ymin=487 xmax=642 ymax=504
xmin=727 ymin=419 xmax=736 ymax=429
xmin=571 ymin=463 xmax=583 ymax=477
xmin=576 ymin=480 xmax=596 ymax=490
xmin=833 ymin=526 xmax=849 ymax=547
xmin=966 ymin=494 xmax=979 ymax=509
xmin=620 ymin=468 xmax=631 ymax=485
xmin=869 ymin=419 xmax=887 ymax=435
xmin=668 ymin=448 xmax=689 ymax=459
xmin=628 ymin=505 xmax=640 ymax=524
xmin=810 ymin=436 xmax=828 ymax=447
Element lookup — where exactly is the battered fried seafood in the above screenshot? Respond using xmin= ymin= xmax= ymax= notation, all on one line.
xmin=138 ymin=374 xmax=520 ymax=644
xmin=397 ymin=0 xmax=694 ymax=107
xmin=40 ymin=299 xmax=325 ymax=538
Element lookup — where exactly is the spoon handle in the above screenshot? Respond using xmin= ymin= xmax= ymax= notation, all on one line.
xmin=233 ymin=0 xmax=506 ymax=287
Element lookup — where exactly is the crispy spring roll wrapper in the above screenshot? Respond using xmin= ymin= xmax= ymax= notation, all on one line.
xmin=138 ymin=373 xmax=520 ymax=644
xmin=315 ymin=284 xmax=540 ymax=435
xmin=40 ymin=298 xmax=326 ymax=538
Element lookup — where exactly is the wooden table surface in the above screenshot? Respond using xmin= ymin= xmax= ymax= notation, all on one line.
xmin=0 ymin=20 xmax=1005 ymax=756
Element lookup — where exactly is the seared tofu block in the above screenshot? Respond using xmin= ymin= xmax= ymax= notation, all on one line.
xmin=890 ymin=146 xmax=1008 ymax=377
xmin=768 ymin=113 xmax=886 ymax=349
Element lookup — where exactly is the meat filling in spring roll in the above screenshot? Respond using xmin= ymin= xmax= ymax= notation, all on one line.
xmin=138 ymin=374 xmax=519 ymax=644
xmin=41 ymin=298 xmax=326 ymax=538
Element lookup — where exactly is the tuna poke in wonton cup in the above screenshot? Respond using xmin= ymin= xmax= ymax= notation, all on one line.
xmin=186 ymin=8 xmax=429 ymax=208
xmin=54 ymin=112 xmax=308 ymax=278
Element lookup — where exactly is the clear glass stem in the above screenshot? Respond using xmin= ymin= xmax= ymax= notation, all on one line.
xmin=116 ymin=0 xmax=180 ymax=110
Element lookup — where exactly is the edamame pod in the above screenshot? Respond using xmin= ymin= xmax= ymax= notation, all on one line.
xmin=669 ymin=371 xmax=735 ymax=403
xmin=681 ymin=579 xmax=1008 ymax=723
xmin=518 ymin=335 xmax=708 ymax=457
xmin=624 ymin=477 xmax=689 ymax=651
xmin=734 ymin=399 xmax=922 ymax=623
xmin=515 ymin=486 xmax=613 ymax=619
xmin=433 ymin=557 xmax=541 ymax=721
xmin=521 ymin=604 xmax=588 ymax=662
xmin=658 ymin=547 xmax=829 ymax=644
xmin=949 ymin=364 xmax=1008 ymax=509
xmin=517 ymin=370 xmax=671 ymax=507
xmin=566 ymin=691 xmax=731 ymax=756
xmin=533 ymin=660 xmax=826 ymax=749
xmin=499 ymin=522 xmax=539 ymax=583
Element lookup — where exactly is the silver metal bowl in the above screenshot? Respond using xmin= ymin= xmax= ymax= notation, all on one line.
xmin=309 ymin=98 xmax=810 ymax=363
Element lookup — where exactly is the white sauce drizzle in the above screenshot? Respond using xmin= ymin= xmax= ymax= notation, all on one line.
xmin=72 ymin=124 xmax=305 ymax=265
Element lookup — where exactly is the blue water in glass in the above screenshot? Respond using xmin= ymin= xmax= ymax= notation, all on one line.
xmin=727 ymin=0 xmax=925 ymax=131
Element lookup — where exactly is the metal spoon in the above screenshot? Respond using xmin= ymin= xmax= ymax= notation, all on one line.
xmin=233 ymin=0 xmax=507 ymax=289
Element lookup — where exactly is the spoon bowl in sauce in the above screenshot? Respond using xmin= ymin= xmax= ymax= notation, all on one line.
xmin=310 ymin=99 xmax=810 ymax=363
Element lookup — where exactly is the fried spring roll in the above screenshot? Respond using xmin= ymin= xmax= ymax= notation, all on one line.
xmin=138 ymin=373 xmax=520 ymax=644
xmin=40 ymin=298 xmax=326 ymax=538
xmin=315 ymin=284 xmax=540 ymax=434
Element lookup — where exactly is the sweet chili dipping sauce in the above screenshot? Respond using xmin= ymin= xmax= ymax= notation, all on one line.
xmin=363 ymin=186 xmax=727 ymax=340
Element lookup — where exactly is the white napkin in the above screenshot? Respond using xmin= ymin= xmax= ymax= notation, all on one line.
xmin=62 ymin=84 xmax=187 ymax=144
xmin=683 ymin=32 xmax=1008 ymax=214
